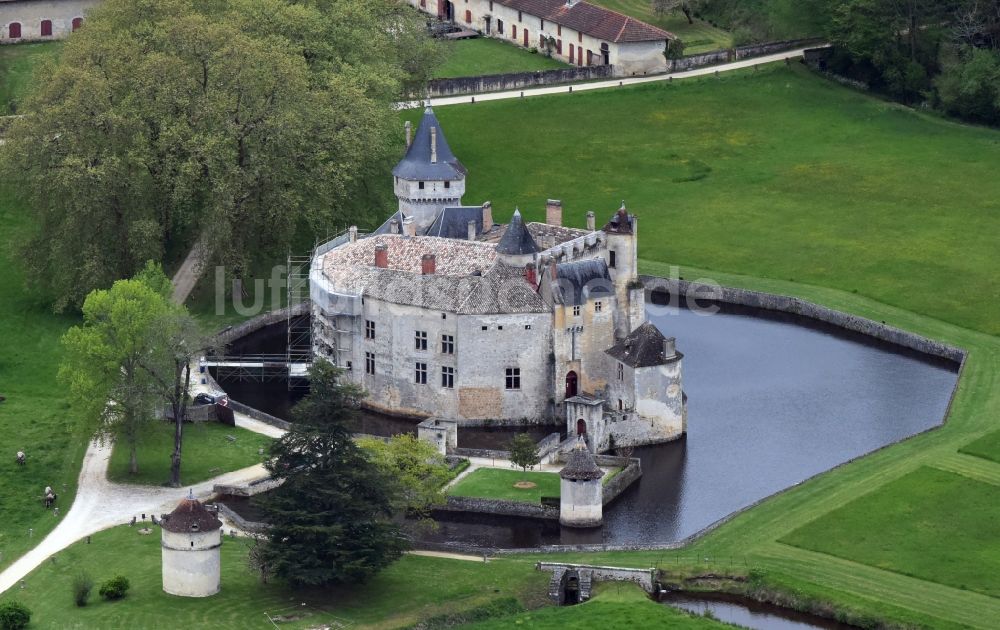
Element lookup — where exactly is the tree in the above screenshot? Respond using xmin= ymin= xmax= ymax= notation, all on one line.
xmin=0 ymin=0 xmax=442 ymax=311
xmin=357 ymin=434 xmax=452 ymax=518
xmin=0 ymin=601 xmax=31 ymax=630
xmin=256 ymin=360 xmax=406 ymax=587
xmin=508 ymin=433 xmax=541 ymax=473
xmin=60 ymin=264 xmax=175 ymax=474
xmin=652 ymin=0 xmax=696 ymax=24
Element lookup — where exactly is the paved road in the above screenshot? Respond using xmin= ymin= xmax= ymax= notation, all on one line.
xmin=401 ymin=46 xmax=819 ymax=109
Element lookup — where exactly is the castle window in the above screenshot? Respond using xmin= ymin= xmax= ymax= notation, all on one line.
xmin=518 ymin=11 xmax=522 ymax=21
xmin=481 ymin=325 xmax=488 ymax=331
xmin=346 ymin=361 xmax=353 ymax=371
xmin=557 ymin=24 xmax=561 ymax=36
xmin=512 ymin=24 xmax=517 ymax=39
xmin=441 ymin=366 xmax=455 ymax=388
xmin=465 ymin=9 xmax=471 ymax=22
xmin=365 ymin=320 xmax=375 ymax=340
xmin=617 ymin=362 xmax=624 ymax=381
xmin=524 ymin=324 xmax=531 ymax=330
xmin=619 ymin=399 xmax=624 ymax=410
xmin=415 ymin=330 xmax=427 ymax=351
xmin=441 ymin=313 xmax=447 ymax=319
xmin=498 ymin=19 xmax=503 ymax=34
xmin=609 ymin=250 xmax=616 ymax=268
xmin=594 ymin=301 xmax=603 ymax=313
xmin=442 ymin=334 xmax=455 ymax=354
xmin=418 ymin=181 xmax=425 ymax=190
xmin=540 ymin=19 xmax=544 ymax=29
xmin=444 ymin=181 xmax=450 ymax=189
xmin=497 ymin=325 xmax=503 ymax=330
xmin=8 ymin=22 xmax=21 ymax=38
xmin=489 ymin=0 xmax=493 ymax=10
xmin=505 ymin=368 xmax=521 ymax=390
xmin=578 ymin=32 xmax=582 ymax=43
xmin=40 ymin=19 xmax=52 ymax=37
xmin=72 ymin=17 xmax=83 ymax=31
xmin=365 ymin=352 xmax=375 ymax=375
xmin=573 ymin=305 xmax=581 ymax=317
xmin=415 ymin=362 xmax=428 ymax=384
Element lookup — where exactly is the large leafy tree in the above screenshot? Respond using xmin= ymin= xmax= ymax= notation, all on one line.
xmin=257 ymin=360 xmax=406 ymax=587
xmin=1 ymin=0 xmax=441 ymax=311
xmin=357 ymin=434 xmax=452 ymax=518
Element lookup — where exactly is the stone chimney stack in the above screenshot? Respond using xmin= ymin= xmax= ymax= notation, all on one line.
xmin=421 ymin=253 xmax=436 ymax=275
xmin=390 ymin=219 xmax=400 ymax=234
xmin=402 ymin=216 xmax=416 ymax=237
xmin=546 ymin=199 xmax=563 ymax=227
xmin=405 ymin=120 xmax=412 ymax=148
xmin=482 ymin=202 xmax=493 ymax=232
xmin=349 ymin=225 xmax=358 ymax=243
xmin=430 ymin=127 xmax=437 ymax=163
xmin=663 ymin=337 xmax=676 ymax=359
xmin=586 ymin=211 xmax=596 ymax=231
xmin=524 ymin=262 xmax=537 ymax=287
xmin=374 ymin=244 xmax=388 ymax=268
xmin=467 ymin=220 xmax=477 ymax=241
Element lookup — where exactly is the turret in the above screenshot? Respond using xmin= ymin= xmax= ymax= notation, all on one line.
xmin=559 ymin=438 xmax=604 ymax=528
xmin=160 ymin=490 xmax=223 ymax=597
xmin=496 ymin=209 xmax=540 ymax=267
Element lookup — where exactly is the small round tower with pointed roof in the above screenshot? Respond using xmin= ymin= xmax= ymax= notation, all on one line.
xmin=161 ymin=491 xmax=223 ymax=597
xmin=559 ymin=439 xmax=605 ymax=528
xmin=496 ymin=208 xmax=540 ymax=267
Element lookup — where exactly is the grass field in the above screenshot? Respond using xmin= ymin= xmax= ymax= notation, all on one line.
xmin=0 ymin=42 xmax=61 ymax=114
xmin=107 ymin=422 xmax=272 ymax=487
xmin=433 ymin=37 xmax=568 ymax=79
xmin=589 ymin=0 xmax=731 ymax=53
xmin=406 ymin=64 xmax=1000 ymax=337
xmin=448 ymin=468 xmax=560 ymax=503
xmin=959 ymin=429 xmax=1000 ymax=465
xmin=780 ymin=467 xmax=1000 ymax=599
xmin=7 ymin=525 xmax=550 ymax=629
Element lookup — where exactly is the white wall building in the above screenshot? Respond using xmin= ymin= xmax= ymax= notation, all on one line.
xmin=409 ymin=0 xmax=673 ymax=76
xmin=160 ymin=493 xmax=223 ymax=598
xmin=1 ymin=0 xmax=97 ymax=44
xmin=309 ymin=108 xmax=686 ymax=451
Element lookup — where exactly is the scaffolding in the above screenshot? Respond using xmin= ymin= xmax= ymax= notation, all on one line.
xmin=286 ymin=253 xmax=313 ymax=390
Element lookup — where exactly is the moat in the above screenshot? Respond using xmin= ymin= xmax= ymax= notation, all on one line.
xmin=215 ymin=300 xmax=958 ymax=548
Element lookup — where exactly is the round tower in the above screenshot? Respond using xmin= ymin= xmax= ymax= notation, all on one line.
xmin=393 ymin=106 xmax=466 ymax=230
xmin=496 ymin=209 xmax=540 ymax=268
xmin=161 ymin=491 xmax=223 ymax=597
xmin=559 ymin=439 xmax=605 ymax=528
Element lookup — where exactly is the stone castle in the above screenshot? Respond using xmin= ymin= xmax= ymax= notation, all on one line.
xmin=309 ymin=107 xmax=685 ymax=452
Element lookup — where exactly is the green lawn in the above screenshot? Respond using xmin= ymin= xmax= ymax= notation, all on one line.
xmin=959 ymin=429 xmax=1000 ymax=465
xmin=6 ymin=525 xmax=550 ymax=629
xmin=0 ymin=42 xmax=62 ymax=114
xmin=0 ymin=187 xmax=89 ymax=572
xmin=408 ymin=64 xmax=1000 ymax=337
xmin=448 ymin=468 xmax=560 ymax=503
xmin=464 ymin=583 xmax=730 ymax=629
xmin=589 ymin=0 xmax=731 ymax=53
xmin=433 ymin=37 xmax=568 ymax=79
xmin=107 ymin=421 xmax=272 ymax=487
xmin=780 ymin=467 xmax=1000 ymax=599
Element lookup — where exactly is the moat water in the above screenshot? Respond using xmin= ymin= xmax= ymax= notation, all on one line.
xmin=214 ymin=301 xmax=958 ymax=548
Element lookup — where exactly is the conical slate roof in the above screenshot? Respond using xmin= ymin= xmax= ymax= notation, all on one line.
xmin=392 ymin=107 xmax=467 ymax=181
xmin=496 ymin=209 xmax=539 ymax=255
xmin=560 ymin=439 xmax=604 ymax=481
xmin=161 ymin=491 xmax=222 ymax=534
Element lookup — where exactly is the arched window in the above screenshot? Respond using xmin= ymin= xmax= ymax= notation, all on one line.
xmin=40 ymin=19 xmax=52 ymax=37
xmin=565 ymin=371 xmax=578 ymax=398
xmin=72 ymin=17 xmax=83 ymax=31
xmin=8 ymin=22 xmax=21 ymax=39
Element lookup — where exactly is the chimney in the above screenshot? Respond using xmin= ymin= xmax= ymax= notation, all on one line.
xmin=586 ymin=211 xmax=596 ymax=231
xmin=482 ymin=202 xmax=493 ymax=232
xmin=374 ymin=244 xmax=388 ymax=268
xmin=663 ymin=337 xmax=676 ymax=359
xmin=546 ymin=199 xmax=563 ymax=227
xmin=430 ymin=127 xmax=437 ymax=164
xmin=402 ymin=216 xmax=416 ymax=237
xmin=467 ymin=220 xmax=477 ymax=241
xmin=404 ymin=120 xmax=412 ymax=148
xmin=390 ymin=219 xmax=400 ymax=234
xmin=524 ymin=262 xmax=537 ymax=287
xmin=349 ymin=225 xmax=358 ymax=243
xmin=421 ymin=253 xmax=436 ymax=275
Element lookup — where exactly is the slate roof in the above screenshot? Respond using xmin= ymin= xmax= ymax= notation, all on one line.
xmin=552 ymin=258 xmax=613 ymax=305
xmin=603 ymin=205 xmax=635 ymax=234
xmin=426 ymin=206 xmax=485 ymax=239
xmin=496 ymin=210 xmax=540 ymax=255
xmin=320 ymin=235 xmax=549 ymax=314
xmin=161 ymin=495 xmax=222 ymax=534
xmin=481 ymin=221 xmax=590 ymax=247
xmin=560 ymin=438 xmax=605 ymax=481
xmin=498 ymin=0 xmax=673 ymax=43
xmin=392 ymin=107 xmax=467 ymax=181
xmin=605 ymin=321 xmax=681 ymax=368
xmin=374 ymin=210 xmax=407 ymax=235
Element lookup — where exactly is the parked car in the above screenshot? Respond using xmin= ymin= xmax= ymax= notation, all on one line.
xmin=193 ymin=392 xmax=229 ymax=406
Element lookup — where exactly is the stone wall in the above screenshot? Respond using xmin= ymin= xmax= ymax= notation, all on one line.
xmin=212 ymin=302 xmax=309 ymax=348
xmin=426 ymin=65 xmax=613 ymax=98
xmin=537 ymin=562 xmax=655 ymax=593
xmin=437 ymin=496 xmax=559 ymax=520
xmin=227 ymin=399 xmax=291 ymax=431
xmin=601 ymin=459 xmax=641 ymax=506
xmin=451 ymin=447 xmax=510 ymax=460
xmin=213 ymin=476 xmax=283 ymax=498
xmin=668 ymin=38 xmax=823 ymax=73
xmin=214 ymin=502 xmax=271 ymax=534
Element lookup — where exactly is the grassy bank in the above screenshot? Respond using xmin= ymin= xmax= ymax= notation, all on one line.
xmin=448 ymin=468 xmax=560 ymax=503
xmin=589 ymin=0 xmax=731 ymax=53
xmin=434 ymin=37 xmax=567 ymax=79
xmin=107 ymin=422 xmax=272 ymax=487
xmin=0 ymin=42 xmax=61 ymax=114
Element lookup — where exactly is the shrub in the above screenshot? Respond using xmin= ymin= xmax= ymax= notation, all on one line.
xmin=72 ymin=571 xmax=95 ymax=607
xmin=99 ymin=575 xmax=131 ymax=601
xmin=0 ymin=601 xmax=31 ymax=630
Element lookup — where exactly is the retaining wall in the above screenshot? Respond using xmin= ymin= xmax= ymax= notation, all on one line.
xmin=214 ymin=502 xmax=271 ymax=534
xmin=212 ymin=302 xmax=309 ymax=348
xmin=602 ymin=460 xmax=642 ymax=506
xmin=437 ymin=496 xmax=559 ymax=520
xmin=451 ymin=447 xmax=510 ymax=460
xmin=426 ymin=65 xmax=612 ymax=97
xmin=668 ymin=38 xmax=823 ymax=72
xmin=227 ymin=399 xmax=291 ymax=431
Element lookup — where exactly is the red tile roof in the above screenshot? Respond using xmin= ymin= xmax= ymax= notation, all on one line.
xmin=498 ymin=0 xmax=673 ymax=43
